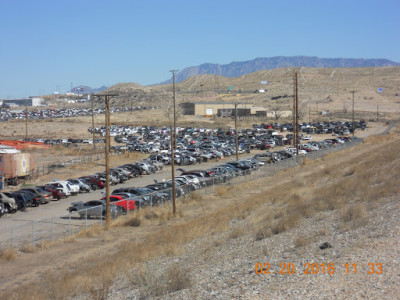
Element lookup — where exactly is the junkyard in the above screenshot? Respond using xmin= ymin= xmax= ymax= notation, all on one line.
xmin=0 ymin=66 xmax=399 ymax=299
xmin=0 ymin=118 xmax=381 ymax=248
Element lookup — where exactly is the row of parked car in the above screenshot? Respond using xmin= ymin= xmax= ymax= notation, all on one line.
xmin=252 ymin=120 xmax=367 ymax=135
xmin=0 ymin=156 xmax=166 ymax=217
xmin=0 ymin=120 xmax=361 ymax=218
xmin=107 ymin=121 xmax=365 ymax=162
xmin=0 ymin=106 xmax=158 ymax=122
xmin=65 ymin=135 xmax=357 ymax=219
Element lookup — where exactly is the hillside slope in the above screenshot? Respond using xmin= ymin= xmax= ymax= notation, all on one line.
xmin=0 ymin=124 xmax=399 ymax=299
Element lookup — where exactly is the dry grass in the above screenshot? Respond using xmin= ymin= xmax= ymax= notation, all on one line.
xmin=128 ymin=263 xmax=191 ymax=299
xmin=76 ymin=225 xmax=106 ymax=238
xmin=0 ymin=247 xmax=18 ymax=261
xmin=341 ymin=203 xmax=368 ymax=222
xmin=228 ymin=227 xmax=246 ymax=239
xmin=21 ymin=244 xmax=37 ymax=253
xmin=121 ymin=216 xmax=142 ymax=227
xmin=294 ymin=236 xmax=313 ymax=248
xmin=2 ymin=129 xmax=400 ymax=299
xmin=216 ymin=186 xmax=229 ymax=197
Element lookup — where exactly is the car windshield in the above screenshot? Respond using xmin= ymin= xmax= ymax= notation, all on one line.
xmin=36 ymin=187 xmax=47 ymax=193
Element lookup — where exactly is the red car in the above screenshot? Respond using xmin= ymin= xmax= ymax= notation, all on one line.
xmin=100 ymin=195 xmax=136 ymax=214
xmin=41 ymin=185 xmax=67 ymax=200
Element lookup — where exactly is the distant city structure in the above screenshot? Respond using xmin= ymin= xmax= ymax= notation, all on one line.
xmin=1 ymin=97 xmax=44 ymax=108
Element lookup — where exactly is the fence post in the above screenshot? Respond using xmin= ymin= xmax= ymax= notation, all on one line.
xmin=32 ymin=221 xmax=35 ymax=246
xmin=11 ymin=226 xmax=14 ymax=247
xmin=51 ymin=217 xmax=54 ymax=239
xmin=69 ymin=213 xmax=72 ymax=234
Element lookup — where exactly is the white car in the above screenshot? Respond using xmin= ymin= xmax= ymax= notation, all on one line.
xmin=46 ymin=181 xmax=73 ymax=197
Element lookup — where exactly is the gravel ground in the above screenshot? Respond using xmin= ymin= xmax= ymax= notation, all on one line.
xmin=105 ymin=197 xmax=400 ymax=299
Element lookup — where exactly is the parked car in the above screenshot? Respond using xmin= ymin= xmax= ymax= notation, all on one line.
xmin=19 ymin=187 xmax=51 ymax=204
xmin=0 ymin=201 xmax=5 ymax=217
xmin=39 ymin=185 xmax=66 ymax=200
xmin=0 ymin=192 xmax=18 ymax=213
xmin=79 ymin=176 xmax=105 ymax=189
xmin=100 ymin=195 xmax=136 ymax=213
xmin=13 ymin=190 xmax=41 ymax=208
xmin=67 ymin=179 xmax=91 ymax=193
xmin=68 ymin=200 xmax=123 ymax=219
xmin=46 ymin=181 xmax=72 ymax=197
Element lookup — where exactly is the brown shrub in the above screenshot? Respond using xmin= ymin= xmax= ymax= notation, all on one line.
xmin=341 ymin=203 xmax=368 ymax=222
xmin=216 ymin=186 xmax=228 ymax=196
xmin=228 ymin=227 xmax=246 ymax=239
xmin=294 ymin=236 xmax=312 ymax=248
xmin=188 ymin=191 xmax=204 ymax=202
xmin=0 ymin=247 xmax=18 ymax=261
xmin=123 ymin=217 xmax=141 ymax=227
xmin=130 ymin=263 xmax=191 ymax=299
xmin=164 ymin=264 xmax=192 ymax=294
xmin=255 ymin=217 xmax=273 ymax=241
xmin=272 ymin=214 xmax=300 ymax=235
xmin=22 ymin=244 xmax=37 ymax=253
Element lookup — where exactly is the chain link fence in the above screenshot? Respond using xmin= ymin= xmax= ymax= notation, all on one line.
xmin=0 ymin=138 xmax=363 ymax=249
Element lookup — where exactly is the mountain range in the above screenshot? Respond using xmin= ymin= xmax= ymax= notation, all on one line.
xmin=160 ymin=56 xmax=400 ymax=84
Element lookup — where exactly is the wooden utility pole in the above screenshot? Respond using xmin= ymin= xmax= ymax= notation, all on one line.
xmin=91 ymin=94 xmax=96 ymax=149
xmin=170 ymin=70 xmax=179 ymax=151
xmin=295 ymin=73 xmax=299 ymax=156
xmin=104 ymin=95 xmax=111 ymax=226
xmin=170 ymin=127 xmax=176 ymax=215
xmin=292 ymin=69 xmax=296 ymax=147
xmin=376 ymin=103 xmax=379 ymax=122
xmin=169 ymin=69 xmax=178 ymax=215
xmin=234 ymin=103 xmax=239 ymax=161
xmin=25 ymin=99 xmax=28 ymax=140
xmin=94 ymin=93 xmax=118 ymax=226
xmin=350 ymin=91 xmax=356 ymax=137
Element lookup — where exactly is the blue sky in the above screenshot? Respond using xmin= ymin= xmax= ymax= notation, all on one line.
xmin=1 ymin=0 xmax=399 ymax=99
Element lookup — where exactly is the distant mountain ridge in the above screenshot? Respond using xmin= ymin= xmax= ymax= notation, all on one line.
xmin=160 ymin=56 xmax=400 ymax=84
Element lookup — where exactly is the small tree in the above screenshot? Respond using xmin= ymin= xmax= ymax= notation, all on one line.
xmin=271 ymin=104 xmax=290 ymax=121
xmin=164 ymin=101 xmax=183 ymax=122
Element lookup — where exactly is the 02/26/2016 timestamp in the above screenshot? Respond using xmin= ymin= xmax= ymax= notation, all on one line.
xmin=255 ymin=262 xmax=383 ymax=275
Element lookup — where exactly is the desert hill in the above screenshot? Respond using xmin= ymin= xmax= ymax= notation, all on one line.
xmin=104 ymin=66 xmax=400 ymax=116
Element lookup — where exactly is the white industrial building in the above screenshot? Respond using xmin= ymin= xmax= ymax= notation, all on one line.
xmin=2 ymin=97 xmax=44 ymax=107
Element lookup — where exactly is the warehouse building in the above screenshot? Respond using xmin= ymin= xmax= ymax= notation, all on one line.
xmin=2 ymin=97 xmax=44 ymax=108
xmin=180 ymin=102 xmax=267 ymax=117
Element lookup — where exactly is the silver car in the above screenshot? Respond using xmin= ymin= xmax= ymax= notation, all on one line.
xmin=68 ymin=200 xmax=123 ymax=219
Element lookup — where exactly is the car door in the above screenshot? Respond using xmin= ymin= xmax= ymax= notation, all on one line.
xmin=84 ymin=201 xmax=104 ymax=217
